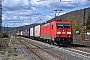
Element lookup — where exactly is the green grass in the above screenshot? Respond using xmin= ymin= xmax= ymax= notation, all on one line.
xmin=8 ymin=53 xmax=18 ymax=57
xmin=11 ymin=39 xmax=20 ymax=45
xmin=8 ymin=50 xmax=13 ymax=53
xmin=8 ymin=54 xmax=11 ymax=57
xmin=12 ymin=54 xmax=18 ymax=56
xmin=1 ymin=50 xmax=6 ymax=55
xmin=12 ymin=40 xmax=17 ymax=45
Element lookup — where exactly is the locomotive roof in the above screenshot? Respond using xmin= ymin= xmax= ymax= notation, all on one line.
xmin=53 ymin=21 xmax=71 ymax=24
xmin=42 ymin=21 xmax=71 ymax=27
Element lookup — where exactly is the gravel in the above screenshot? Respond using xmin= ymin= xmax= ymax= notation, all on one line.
xmin=5 ymin=36 xmax=42 ymax=60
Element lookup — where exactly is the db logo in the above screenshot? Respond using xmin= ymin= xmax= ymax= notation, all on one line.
xmin=62 ymin=32 xmax=65 ymax=34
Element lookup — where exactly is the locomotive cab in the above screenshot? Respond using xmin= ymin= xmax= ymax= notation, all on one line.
xmin=51 ymin=21 xmax=73 ymax=45
xmin=56 ymin=23 xmax=73 ymax=44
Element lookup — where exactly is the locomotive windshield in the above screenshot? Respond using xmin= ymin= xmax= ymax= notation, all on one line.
xmin=57 ymin=24 xmax=70 ymax=29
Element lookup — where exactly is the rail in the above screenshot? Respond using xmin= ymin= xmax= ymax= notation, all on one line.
xmin=20 ymin=40 xmax=65 ymax=60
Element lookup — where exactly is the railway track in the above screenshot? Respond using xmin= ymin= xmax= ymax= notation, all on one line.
xmin=40 ymin=43 xmax=90 ymax=60
xmin=33 ymin=39 xmax=90 ymax=59
xmin=20 ymin=40 xmax=65 ymax=60
xmin=62 ymin=47 xmax=90 ymax=59
xmin=20 ymin=37 xmax=90 ymax=60
xmin=45 ymin=44 xmax=90 ymax=60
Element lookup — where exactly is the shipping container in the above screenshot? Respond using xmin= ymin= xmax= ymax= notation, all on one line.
xmin=25 ymin=29 xmax=28 ymax=36
xmin=16 ymin=31 xmax=20 ymax=35
xmin=20 ymin=31 xmax=23 ymax=35
xmin=28 ymin=28 xmax=30 ymax=36
xmin=30 ymin=27 xmax=34 ymax=36
xmin=34 ymin=25 xmax=41 ymax=37
xmin=22 ymin=30 xmax=25 ymax=36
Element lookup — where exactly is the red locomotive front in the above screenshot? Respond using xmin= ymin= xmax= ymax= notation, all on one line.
xmin=40 ymin=21 xmax=73 ymax=45
xmin=55 ymin=22 xmax=73 ymax=44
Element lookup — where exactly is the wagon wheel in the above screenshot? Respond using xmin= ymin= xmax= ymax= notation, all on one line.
xmin=50 ymin=40 xmax=55 ymax=46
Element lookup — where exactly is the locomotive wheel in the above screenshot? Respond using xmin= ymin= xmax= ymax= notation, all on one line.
xmin=51 ymin=40 xmax=55 ymax=46
xmin=46 ymin=39 xmax=49 ymax=43
xmin=48 ymin=40 xmax=51 ymax=44
xmin=50 ymin=40 xmax=52 ymax=45
xmin=41 ymin=39 xmax=44 ymax=42
xmin=49 ymin=40 xmax=53 ymax=45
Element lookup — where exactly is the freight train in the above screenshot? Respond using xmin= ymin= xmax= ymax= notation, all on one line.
xmin=17 ymin=21 xmax=73 ymax=45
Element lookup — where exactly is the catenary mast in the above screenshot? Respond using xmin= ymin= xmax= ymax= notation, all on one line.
xmin=0 ymin=0 xmax=2 ymax=31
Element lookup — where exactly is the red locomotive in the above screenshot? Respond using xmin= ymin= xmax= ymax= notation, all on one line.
xmin=40 ymin=21 xmax=73 ymax=45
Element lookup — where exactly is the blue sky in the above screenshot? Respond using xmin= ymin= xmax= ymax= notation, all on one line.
xmin=2 ymin=0 xmax=90 ymax=27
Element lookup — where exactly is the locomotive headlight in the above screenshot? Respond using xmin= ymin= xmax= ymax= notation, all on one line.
xmin=67 ymin=32 xmax=71 ymax=34
xmin=57 ymin=32 xmax=61 ymax=34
